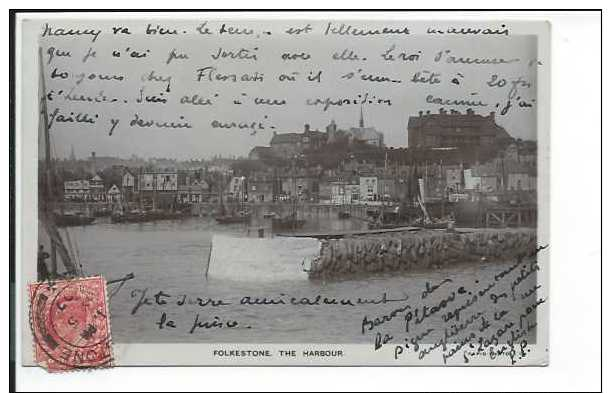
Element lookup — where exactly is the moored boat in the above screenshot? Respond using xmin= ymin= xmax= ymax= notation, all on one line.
xmin=54 ymin=212 xmax=95 ymax=227
xmin=263 ymin=211 xmax=278 ymax=219
xmin=111 ymin=209 xmax=188 ymax=223
xmin=338 ymin=210 xmax=351 ymax=219
xmin=214 ymin=175 xmax=252 ymax=225
xmin=215 ymin=210 xmax=252 ymax=224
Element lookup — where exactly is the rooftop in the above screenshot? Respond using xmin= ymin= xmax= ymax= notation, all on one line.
xmin=270 ymin=124 xmax=327 ymax=145
xmin=408 ymin=109 xmax=511 ymax=139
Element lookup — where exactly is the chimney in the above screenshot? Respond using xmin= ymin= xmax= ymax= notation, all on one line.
xmin=418 ymin=110 xmax=423 ymax=117
xmin=304 ymin=124 xmax=310 ymax=132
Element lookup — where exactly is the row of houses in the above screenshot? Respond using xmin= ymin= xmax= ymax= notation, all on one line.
xmin=63 ymin=170 xmax=213 ymax=205
xmin=64 ymin=150 xmax=536 ymax=207
xmin=63 ymin=175 xmax=108 ymax=201
xmin=64 ymin=163 xmax=535 ymax=206
xmin=244 ymin=158 xmax=536 ymax=205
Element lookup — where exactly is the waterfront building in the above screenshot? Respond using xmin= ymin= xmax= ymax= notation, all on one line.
xmin=122 ymin=170 xmax=136 ymax=192
xmin=359 ymin=176 xmax=378 ymax=202
xmin=463 ymin=168 xmax=482 ymax=192
xmin=281 ymin=174 xmax=315 ymax=201
xmin=248 ymin=171 xmax=278 ymax=203
xmin=121 ymin=168 xmax=138 ymax=202
xmin=517 ymin=142 xmax=537 ymax=167
xmin=178 ymin=176 xmax=210 ymax=204
xmin=138 ymin=171 xmax=179 ymax=209
xmin=330 ymin=178 xmax=360 ymax=205
xmin=63 ymin=180 xmax=90 ymax=201
xmin=89 ymin=174 xmax=106 ymax=202
xmin=472 ymin=163 xmax=500 ymax=193
xmin=140 ymin=172 xmax=178 ymax=191
xmin=377 ymin=176 xmax=398 ymax=201
xmin=346 ymin=183 xmax=361 ymax=204
xmin=445 ymin=165 xmax=463 ymax=194
xmin=226 ymin=176 xmax=247 ymax=202
xmin=107 ymin=184 xmax=121 ymax=203
xmin=407 ymin=108 xmax=512 ymax=149
xmin=419 ymin=162 xmax=447 ymax=201
xmin=505 ymin=161 xmax=536 ymax=191
xmin=504 ymin=140 xmax=537 ymax=167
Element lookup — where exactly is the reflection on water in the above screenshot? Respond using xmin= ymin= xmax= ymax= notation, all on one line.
xmin=67 ymin=217 xmax=537 ymax=344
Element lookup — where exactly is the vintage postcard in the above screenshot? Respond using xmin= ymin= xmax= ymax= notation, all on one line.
xmin=16 ymin=12 xmax=550 ymax=367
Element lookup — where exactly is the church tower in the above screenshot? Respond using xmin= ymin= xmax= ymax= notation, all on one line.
xmin=359 ymin=106 xmax=365 ymax=128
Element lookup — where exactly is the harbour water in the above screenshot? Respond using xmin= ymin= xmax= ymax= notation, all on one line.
xmin=65 ymin=216 xmax=538 ymax=344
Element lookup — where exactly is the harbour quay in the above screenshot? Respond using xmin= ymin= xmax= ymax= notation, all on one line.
xmin=308 ymin=227 xmax=537 ymax=279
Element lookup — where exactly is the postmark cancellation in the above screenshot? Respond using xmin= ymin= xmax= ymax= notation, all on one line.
xmin=28 ymin=276 xmax=113 ymax=372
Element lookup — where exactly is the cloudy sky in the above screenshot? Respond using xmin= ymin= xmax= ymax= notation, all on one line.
xmin=32 ymin=18 xmax=539 ymax=159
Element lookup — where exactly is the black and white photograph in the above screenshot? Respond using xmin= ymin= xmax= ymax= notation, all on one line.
xmin=19 ymin=12 xmax=555 ymax=370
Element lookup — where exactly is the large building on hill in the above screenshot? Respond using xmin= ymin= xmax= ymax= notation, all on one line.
xmin=255 ymin=109 xmax=384 ymax=161
xmin=326 ymin=107 xmax=385 ymax=148
xmin=407 ymin=108 xmax=512 ymax=149
xmin=269 ymin=124 xmax=328 ymax=159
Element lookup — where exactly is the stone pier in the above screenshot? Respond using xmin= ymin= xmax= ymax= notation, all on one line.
xmin=307 ymin=227 xmax=537 ymax=279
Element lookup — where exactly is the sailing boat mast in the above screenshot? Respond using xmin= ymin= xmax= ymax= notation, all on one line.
xmin=292 ymin=156 xmax=298 ymax=230
xmin=152 ymin=172 xmax=157 ymax=210
xmin=218 ymin=172 xmax=225 ymax=215
xmin=38 ymin=46 xmax=87 ymax=277
xmin=38 ymin=47 xmax=59 ymax=277
xmin=39 ymin=47 xmax=53 ymax=212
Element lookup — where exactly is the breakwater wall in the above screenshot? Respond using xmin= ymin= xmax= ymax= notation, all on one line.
xmin=307 ymin=228 xmax=537 ymax=279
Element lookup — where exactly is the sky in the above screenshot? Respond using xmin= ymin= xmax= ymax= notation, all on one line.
xmin=33 ymin=18 xmax=539 ymax=160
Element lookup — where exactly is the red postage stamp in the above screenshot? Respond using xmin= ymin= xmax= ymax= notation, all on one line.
xmin=28 ymin=276 xmax=113 ymax=372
